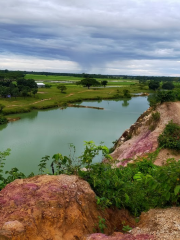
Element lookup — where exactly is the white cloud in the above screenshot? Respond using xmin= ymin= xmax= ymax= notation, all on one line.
xmin=0 ymin=54 xmax=81 ymax=72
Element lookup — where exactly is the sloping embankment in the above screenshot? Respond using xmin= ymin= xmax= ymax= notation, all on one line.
xmin=111 ymin=101 xmax=180 ymax=166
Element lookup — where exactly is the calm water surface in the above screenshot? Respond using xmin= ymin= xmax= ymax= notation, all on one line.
xmin=0 ymin=97 xmax=149 ymax=175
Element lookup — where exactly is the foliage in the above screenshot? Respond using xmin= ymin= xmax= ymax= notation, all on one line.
xmin=158 ymin=121 xmax=180 ymax=150
xmin=44 ymin=84 xmax=52 ymax=88
xmin=148 ymin=90 xmax=178 ymax=107
xmin=3 ymin=141 xmax=180 ymax=218
xmin=0 ymin=77 xmax=37 ymax=99
xmin=123 ymin=89 xmax=131 ymax=98
xmin=101 ymin=80 xmax=108 ymax=87
xmin=122 ymin=221 xmax=132 ymax=232
xmin=76 ymin=77 xmax=100 ymax=89
xmin=0 ymin=116 xmax=8 ymax=125
xmin=0 ymin=149 xmax=11 ymax=189
xmin=38 ymin=155 xmax=50 ymax=174
xmin=148 ymin=80 xmax=160 ymax=91
xmin=46 ymin=141 xmax=112 ymax=176
xmin=151 ymin=111 xmax=160 ymax=122
xmin=0 ymin=104 xmax=5 ymax=112
xmin=79 ymin=152 xmax=180 ymax=216
xmin=32 ymin=88 xmax=38 ymax=97
xmin=97 ymin=216 xmax=106 ymax=233
xmin=0 ymin=149 xmax=34 ymax=190
xmin=148 ymin=111 xmax=160 ymax=131
xmin=156 ymin=90 xmax=177 ymax=103
xmin=162 ymin=82 xmax=175 ymax=90
xmin=57 ymin=85 xmax=67 ymax=93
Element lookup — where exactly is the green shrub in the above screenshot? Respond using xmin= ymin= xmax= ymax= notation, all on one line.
xmin=3 ymin=141 xmax=180 ymax=218
xmin=158 ymin=121 xmax=180 ymax=150
xmin=0 ymin=116 xmax=8 ymax=125
xmin=156 ymin=90 xmax=177 ymax=103
xmin=151 ymin=111 xmax=160 ymax=122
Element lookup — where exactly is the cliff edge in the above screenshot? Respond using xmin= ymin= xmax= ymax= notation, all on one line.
xmin=111 ymin=101 xmax=180 ymax=166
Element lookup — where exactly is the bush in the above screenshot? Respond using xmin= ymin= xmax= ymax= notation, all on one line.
xmin=3 ymin=142 xmax=180 ymax=217
xmin=152 ymin=111 xmax=160 ymax=122
xmin=0 ymin=116 xmax=8 ymax=125
xmin=148 ymin=90 xmax=178 ymax=107
xmin=79 ymin=151 xmax=180 ymax=216
xmin=158 ymin=121 xmax=180 ymax=150
xmin=162 ymin=82 xmax=175 ymax=90
xmin=156 ymin=90 xmax=177 ymax=103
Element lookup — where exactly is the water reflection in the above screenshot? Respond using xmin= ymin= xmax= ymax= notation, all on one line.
xmin=26 ymin=111 xmax=38 ymax=121
xmin=0 ymin=123 xmax=8 ymax=131
xmin=122 ymin=99 xmax=130 ymax=107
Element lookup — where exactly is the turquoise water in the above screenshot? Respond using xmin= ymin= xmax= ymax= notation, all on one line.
xmin=0 ymin=97 xmax=149 ymax=175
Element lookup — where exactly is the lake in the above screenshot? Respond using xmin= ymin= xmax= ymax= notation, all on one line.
xmin=0 ymin=97 xmax=149 ymax=175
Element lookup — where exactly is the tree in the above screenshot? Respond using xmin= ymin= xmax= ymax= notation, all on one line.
xmin=162 ymin=82 xmax=175 ymax=90
xmin=21 ymin=89 xmax=28 ymax=99
xmin=57 ymin=85 xmax=67 ymax=93
xmin=0 ymin=104 xmax=5 ymax=113
xmin=12 ymin=88 xmax=19 ymax=99
xmin=76 ymin=78 xmax=100 ymax=89
xmin=148 ymin=81 xmax=160 ymax=91
xmin=0 ymin=86 xmax=10 ymax=98
xmin=123 ymin=89 xmax=131 ymax=98
xmin=45 ymin=84 xmax=52 ymax=88
xmin=32 ymin=88 xmax=38 ymax=97
xmin=101 ymin=80 xmax=108 ymax=88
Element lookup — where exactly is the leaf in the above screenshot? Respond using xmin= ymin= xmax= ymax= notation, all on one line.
xmin=165 ymin=192 xmax=171 ymax=201
xmin=133 ymin=172 xmax=143 ymax=181
xmin=174 ymin=185 xmax=180 ymax=195
xmin=125 ymin=193 xmax=130 ymax=203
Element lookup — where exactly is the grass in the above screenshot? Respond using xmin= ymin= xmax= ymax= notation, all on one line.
xmin=0 ymin=80 xmax=151 ymax=116
xmin=25 ymin=74 xmax=138 ymax=84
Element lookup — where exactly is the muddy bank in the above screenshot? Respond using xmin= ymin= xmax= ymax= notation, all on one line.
xmin=68 ymin=104 xmax=104 ymax=110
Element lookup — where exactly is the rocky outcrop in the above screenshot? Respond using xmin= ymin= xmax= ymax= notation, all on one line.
xmin=0 ymin=175 xmax=135 ymax=240
xmin=111 ymin=102 xmax=180 ymax=166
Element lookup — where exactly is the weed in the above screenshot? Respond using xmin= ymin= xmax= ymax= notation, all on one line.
xmin=158 ymin=121 xmax=180 ymax=150
xmin=122 ymin=225 xmax=132 ymax=232
xmin=97 ymin=216 xmax=106 ymax=233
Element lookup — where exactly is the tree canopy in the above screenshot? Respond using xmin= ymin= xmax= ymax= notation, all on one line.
xmin=162 ymin=82 xmax=175 ymax=90
xmin=148 ymin=80 xmax=160 ymax=91
xmin=57 ymin=85 xmax=67 ymax=93
xmin=76 ymin=77 xmax=100 ymax=89
xmin=101 ymin=80 xmax=108 ymax=87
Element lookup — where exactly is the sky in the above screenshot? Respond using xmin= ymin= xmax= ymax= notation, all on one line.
xmin=1 ymin=0 xmax=180 ymax=76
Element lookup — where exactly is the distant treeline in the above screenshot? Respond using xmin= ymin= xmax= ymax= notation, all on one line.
xmin=0 ymin=69 xmax=180 ymax=82
xmin=0 ymin=70 xmax=37 ymax=99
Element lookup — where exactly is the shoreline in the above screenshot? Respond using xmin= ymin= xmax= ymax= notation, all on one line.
xmin=1 ymin=93 xmax=149 ymax=124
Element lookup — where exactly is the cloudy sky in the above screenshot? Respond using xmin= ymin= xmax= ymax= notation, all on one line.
xmin=1 ymin=0 xmax=180 ymax=75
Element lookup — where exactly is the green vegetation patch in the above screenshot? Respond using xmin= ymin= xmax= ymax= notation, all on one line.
xmin=2 ymin=142 xmax=180 ymax=217
xmin=158 ymin=121 xmax=180 ymax=150
xmin=0 ymin=116 xmax=8 ymax=125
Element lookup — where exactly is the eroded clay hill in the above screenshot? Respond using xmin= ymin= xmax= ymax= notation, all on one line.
xmin=111 ymin=101 xmax=180 ymax=166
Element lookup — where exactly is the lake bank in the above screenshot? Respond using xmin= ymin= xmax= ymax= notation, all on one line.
xmin=0 ymin=97 xmax=149 ymax=175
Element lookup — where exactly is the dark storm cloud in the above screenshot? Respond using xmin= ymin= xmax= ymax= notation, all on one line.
xmin=1 ymin=0 xmax=180 ymax=75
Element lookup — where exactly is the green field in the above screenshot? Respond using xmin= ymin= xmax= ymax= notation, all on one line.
xmin=1 ymin=80 xmax=150 ymax=116
xmin=25 ymin=74 xmax=82 ymax=82
xmin=25 ymin=74 xmax=138 ymax=85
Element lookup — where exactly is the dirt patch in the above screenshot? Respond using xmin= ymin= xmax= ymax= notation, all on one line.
xmin=65 ymin=93 xmax=74 ymax=97
xmin=131 ymin=207 xmax=180 ymax=240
